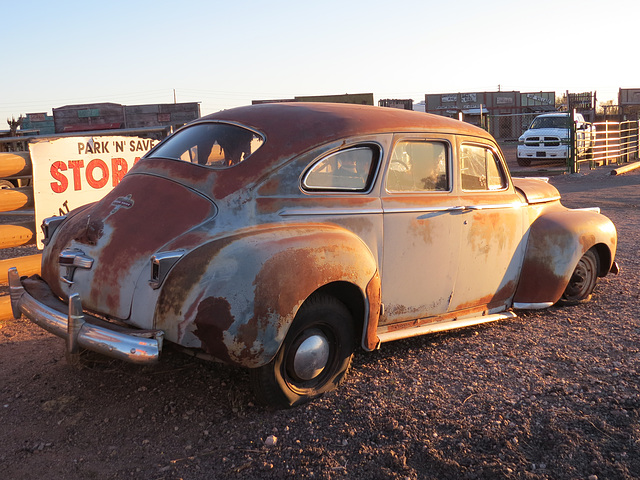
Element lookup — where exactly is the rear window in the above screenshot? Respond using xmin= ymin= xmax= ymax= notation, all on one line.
xmin=146 ymin=122 xmax=264 ymax=168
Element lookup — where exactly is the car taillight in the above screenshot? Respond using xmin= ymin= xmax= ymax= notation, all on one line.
xmin=41 ymin=215 xmax=68 ymax=246
xmin=149 ymin=250 xmax=185 ymax=289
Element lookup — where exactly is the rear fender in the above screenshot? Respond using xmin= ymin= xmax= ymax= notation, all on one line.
xmin=154 ymin=223 xmax=378 ymax=367
xmin=513 ymin=209 xmax=617 ymax=305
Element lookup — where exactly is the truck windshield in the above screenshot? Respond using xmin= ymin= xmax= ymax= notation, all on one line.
xmin=146 ymin=122 xmax=264 ymax=168
xmin=529 ymin=116 xmax=570 ymax=129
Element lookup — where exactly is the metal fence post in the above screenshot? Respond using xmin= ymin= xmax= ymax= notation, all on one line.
xmin=637 ymin=120 xmax=640 ymax=160
xmin=604 ymin=123 xmax=609 ymax=164
xmin=569 ymin=109 xmax=578 ymax=173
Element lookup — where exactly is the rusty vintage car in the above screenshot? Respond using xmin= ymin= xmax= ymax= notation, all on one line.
xmin=9 ymin=103 xmax=618 ymax=407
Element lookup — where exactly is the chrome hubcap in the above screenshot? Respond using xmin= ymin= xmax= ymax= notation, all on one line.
xmin=292 ymin=333 xmax=330 ymax=381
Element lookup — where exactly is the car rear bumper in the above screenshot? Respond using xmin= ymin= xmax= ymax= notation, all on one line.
xmin=8 ymin=267 xmax=163 ymax=364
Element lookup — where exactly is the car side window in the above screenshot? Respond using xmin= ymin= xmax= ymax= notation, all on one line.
xmin=460 ymin=145 xmax=507 ymax=191
xmin=387 ymin=141 xmax=448 ymax=192
xmin=303 ymin=146 xmax=378 ymax=191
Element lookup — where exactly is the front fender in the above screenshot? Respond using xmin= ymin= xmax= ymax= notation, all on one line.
xmin=513 ymin=208 xmax=617 ymax=305
xmin=154 ymin=223 xmax=377 ymax=367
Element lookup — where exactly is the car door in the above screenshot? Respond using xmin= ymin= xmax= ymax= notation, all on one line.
xmin=448 ymin=140 xmax=526 ymax=313
xmin=379 ymin=136 xmax=462 ymax=326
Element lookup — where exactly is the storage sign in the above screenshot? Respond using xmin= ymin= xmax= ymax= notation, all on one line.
xmin=29 ymin=135 xmax=160 ymax=248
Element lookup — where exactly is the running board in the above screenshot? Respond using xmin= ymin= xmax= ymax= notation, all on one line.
xmin=377 ymin=312 xmax=517 ymax=344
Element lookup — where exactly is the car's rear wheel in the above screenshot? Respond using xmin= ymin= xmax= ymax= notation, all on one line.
xmin=250 ymin=294 xmax=355 ymax=408
xmin=516 ymin=157 xmax=531 ymax=167
xmin=561 ymin=249 xmax=599 ymax=304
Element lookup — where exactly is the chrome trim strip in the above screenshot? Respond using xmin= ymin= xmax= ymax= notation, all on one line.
xmin=512 ymin=302 xmax=554 ymax=310
xmin=8 ymin=267 xmax=24 ymax=319
xmin=280 ymin=203 xmax=525 ymax=216
xmin=8 ymin=267 xmax=163 ymax=364
xmin=572 ymin=207 xmax=601 ymax=214
xmin=67 ymin=294 xmax=84 ymax=357
xmin=377 ymin=312 xmax=517 ymax=343
xmin=280 ymin=208 xmax=383 ymax=216
xmin=387 ymin=206 xmax=466 ymax=214
xmin=461 ymin=202 xmax=526 ymax=211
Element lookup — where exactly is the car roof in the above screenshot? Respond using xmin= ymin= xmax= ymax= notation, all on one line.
xmin=192 ymin=103 xmax=495 ymax=198
xmin=201 ymin=102 xmax=491 ymax=146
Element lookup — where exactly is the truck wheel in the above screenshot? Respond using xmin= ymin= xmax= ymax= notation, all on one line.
xmin=250 ymin=295 xmax=355 ymax=408
xmin=561 ymin=249 xmax=599 ymax=304
xmin=516 ymin=157 xmax=531 ymax=167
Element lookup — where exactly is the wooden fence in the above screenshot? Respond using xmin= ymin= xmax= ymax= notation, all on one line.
xmin=0 ymin=150 xmax=40 ymax=320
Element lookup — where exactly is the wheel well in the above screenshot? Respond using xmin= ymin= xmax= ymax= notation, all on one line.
xmin=592 ymin=243 xmax=612 ymax=277
xmin=309 ymin=282 xmax=365 ymax=349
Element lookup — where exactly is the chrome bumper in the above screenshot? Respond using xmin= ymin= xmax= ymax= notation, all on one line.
xmin=8 ymin=267 xmax=163 ymax=364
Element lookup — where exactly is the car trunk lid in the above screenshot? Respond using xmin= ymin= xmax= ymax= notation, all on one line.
xmin=41 ymin=173 xmax=216 ymax=320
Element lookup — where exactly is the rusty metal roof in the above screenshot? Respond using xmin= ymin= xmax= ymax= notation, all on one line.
xmin=172 ymin=102 xmax=495 ymax=199
xmin=202 ymin=102 xmax=491 ymax=147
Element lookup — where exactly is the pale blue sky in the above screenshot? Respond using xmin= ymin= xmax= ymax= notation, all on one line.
xmin=1 ymin=0 xmax=638 ymax=124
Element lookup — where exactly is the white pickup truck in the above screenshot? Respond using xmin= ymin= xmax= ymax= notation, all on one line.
xmin=517 ymin=112 xmax=593 ymax=166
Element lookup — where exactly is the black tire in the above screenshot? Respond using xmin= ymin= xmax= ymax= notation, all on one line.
xmin=560 ymin=249 xmax=599 ymax=305
xmin=250 ymin=295 xmax=355 ymax=408
xmin=516 ymin=157 xmax=531 ymax=167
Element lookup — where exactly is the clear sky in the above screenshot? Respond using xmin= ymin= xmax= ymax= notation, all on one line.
xmin=1 ymin=0 xmax=638 ymax=124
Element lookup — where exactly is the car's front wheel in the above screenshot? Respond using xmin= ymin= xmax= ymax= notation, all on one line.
xmin=250 ymin=294 xmax=355 ymax=408
xmin=561 ymin=249 xmax=599 ymax=304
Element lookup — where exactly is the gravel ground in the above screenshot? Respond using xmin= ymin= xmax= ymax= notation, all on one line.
xmin=0 ymin=165 xmax=639 ymax=480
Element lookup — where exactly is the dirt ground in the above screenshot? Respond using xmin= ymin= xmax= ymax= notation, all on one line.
xmin=1 ymin=163 xmax=639 ymax=480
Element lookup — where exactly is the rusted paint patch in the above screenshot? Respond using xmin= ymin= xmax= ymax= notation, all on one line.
xmin=177 ymin=290 xmax=206 ymax=344
xmin=409 ymin=217 xmax=435 ymax=245
xmin=40 ymin=204 xmax=96 ymax=297
xmin=157 ymin=225 xmax=375 ymax=367
xmin=252 ymin=245 xmax=347 ymax=333
xmin=155 ymin=234 xmax=243 ymax=320
xmin=193 ymin=296 xmax=235 ymax=364
xmin=74 ymin=218 xmax=104 ymax=246
xmin=87 ymin=175 xmax=214 ymax=315
xmin=466 ymin=211 xmax=505 ymax=254
xmin=514 ymin=207 xmax=616 ymax=304
xmin=453 ymin=279 xmax=517 ymax=311
xmin=514 ymin=256 xmax=566 ymax=303
xmin=381 ymin=304 xmax=491 ymax=333
xmin=364 ymin=271 xmax=381 ymax=351
xmin=514 ymin=216 xmax=574 ymax=303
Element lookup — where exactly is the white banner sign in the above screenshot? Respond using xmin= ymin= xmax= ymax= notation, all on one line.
xmin=29 ymin=135 xmax=160 ymax=248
